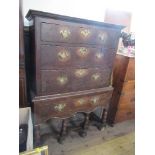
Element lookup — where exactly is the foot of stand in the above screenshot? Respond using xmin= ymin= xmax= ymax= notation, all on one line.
xmin=97 ymin=123 xmax=106 ymax=131
xmin=79 ymin=113 xmax=89 ymax=138
xmin=79 ymin=130 xmax=87 ymax=137
xmin=89 ymin=108 xmax=108 ymax=131
xmin=57 ymin=136 xmax=66 ymax=144
xmin=107 ymin=122 xmax=114 ymax=127
xmin=58 ymin=119 xmax=67 ymax=144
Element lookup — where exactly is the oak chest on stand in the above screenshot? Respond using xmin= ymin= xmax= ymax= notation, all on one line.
xmin=26 ymin=10 xmax=124 ymax=146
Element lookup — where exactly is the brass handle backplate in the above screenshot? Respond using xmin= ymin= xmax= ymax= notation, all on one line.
xmin=60 ymin=28 xmax=71 ymax=39
xmin=76 ymin=47 xmax=89 ymax=58
xmin=54 ymin=103 xmax=66 ymax=112
xmin=77 ymin=98 xmax=86 ymax=105
xmin=80 ymin=29 xmax=91 ymax=38
xmin=95 ymin=52 xmax=104 ymax=60
xmin=90 ymin=96 xmax=100 ymax=105
xmin=57 ymin=50 xmax=70 ymax=62
xmin=74 ymin=69 xmax=89 ymax=78
xmin=91 ymin=73 xmax=101 ymax=81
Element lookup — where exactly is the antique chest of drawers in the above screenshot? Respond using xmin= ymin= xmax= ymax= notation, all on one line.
xmin=107 ymin=54 xmax=135 ymax=125
xmin=26 ymin=10 xmax=124 ymax=146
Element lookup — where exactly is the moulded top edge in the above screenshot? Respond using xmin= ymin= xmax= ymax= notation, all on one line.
xmin=26 ymin=9 xmax=125 ymax=30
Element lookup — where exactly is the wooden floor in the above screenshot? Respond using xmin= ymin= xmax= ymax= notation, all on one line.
xmin=67 ymin=132 xmax=134 ymax=155
xmin=41 ymin=120 xmax=135 ymax=155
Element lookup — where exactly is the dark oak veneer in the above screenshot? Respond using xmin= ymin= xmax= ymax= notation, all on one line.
xmin=26 ymin=10 xmax=124 ymax=146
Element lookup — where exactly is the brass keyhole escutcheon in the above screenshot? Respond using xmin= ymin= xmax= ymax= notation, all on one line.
xmin=95 ymin=52 xmax=104 ymax=60
xmin=77 ymin=98 xmax=86 ymax=105
xmin=98 ymin=32 xmax=107 ymax=41
xmin=91 ymin=73 xmax=101 ymax=81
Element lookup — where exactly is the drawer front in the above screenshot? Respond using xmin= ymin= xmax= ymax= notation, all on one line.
xmin=124 ymin=58 xmax=135 ymax=81
xmin=41 ymin=68 xmax=111 ymax=95
xmin=118 ymin=91 xmax=135 ymax=106
xmin=34 ymin=98 xmax=74 ymax=124
xmin=115 ymin=80 xmax=135 ymax=94
xmin=73 ymin=91 xmax=112 ymax=111
xmin=121 ymin=81 xmax=135 ymax=93
xmin=40 ymin=44 xmax=116 ymax=69
xmin=119 ymin=90 xmax=135 ymax=101
xmin=106 ymin=88 xmax=135 ymax=124
xmin=34 ymin=88 xmax=113 ymax=124
xmin=115 ymin=109 xmax=135 ymax=122
xmin=40 ymin=21 xmax=120 ymax=48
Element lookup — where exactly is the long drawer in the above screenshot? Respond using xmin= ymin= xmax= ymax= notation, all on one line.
xmin=33 ymin=87 xmax=113 ymax=124
xmin=40 ymin=44 xmax=116 ymax=69
xmin=40 ymin=19 xmax=120 ymax=48
xmin=41 ymin=67 xmax=112 ymax=95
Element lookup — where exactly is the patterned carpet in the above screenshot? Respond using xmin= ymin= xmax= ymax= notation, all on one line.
xmin=67 ymin=132 xmax=135 ymax=155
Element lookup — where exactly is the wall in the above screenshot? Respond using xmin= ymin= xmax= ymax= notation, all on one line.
xmin=23 ymin=0 xmax=135 ymax=32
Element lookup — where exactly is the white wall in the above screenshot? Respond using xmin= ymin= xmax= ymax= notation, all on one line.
xmin=23 ymin=0 xmax=135 ymax=32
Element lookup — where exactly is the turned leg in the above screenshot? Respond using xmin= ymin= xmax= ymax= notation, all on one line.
xmin=89 ymin=107 xmax=107 ymax=131
xmin=101 ymin=108 xmax=107 ymax=125
xmin=58 ymin=119 xmax=67 ymax=144
xmin=91 ymin=108 xmax=107 ymax=131
xmin=83 ymin=113 xmax=89 ymax=130
xmin=96 ymin=108 xmax=107 ymax=131
xmin=34 ymin=125 xmax=41 ymax=147
xmin=79 ymin=113 xmax=89 ymax=137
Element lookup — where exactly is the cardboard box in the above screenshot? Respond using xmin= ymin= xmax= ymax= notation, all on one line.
xmin=19 ymin=107 xmax=33 ymax=151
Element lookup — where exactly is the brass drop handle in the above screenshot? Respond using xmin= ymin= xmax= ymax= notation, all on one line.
xmin=77 ymin=47 xmax=89 ymax=58
xmin=90 ymin=96 xmax=100 ymax=105
xmin=91 ymin=73 xmax=101 ymax=81
xmin=60 ymin=28 xmax=71 ymax=39
xmin=77 ymin=98 xmax=86 ymax=105
xmin=54 ymin=103 xmax=66 ymax=112
xmin=74 ymin=69 xmax=88 ymax=78
xmin=80 ymin=29 xmax=91 ymax=38
xmin=57 ymin=50 xmax=70 ymax=62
